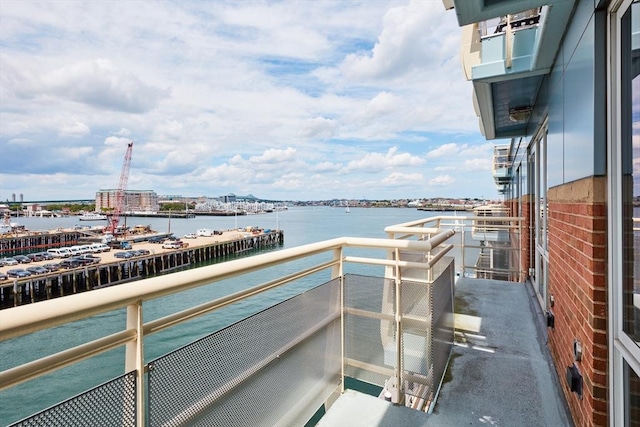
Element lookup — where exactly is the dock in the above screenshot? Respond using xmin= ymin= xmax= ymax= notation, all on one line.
xmin=0 ymin=230 xmax=284 ymax=309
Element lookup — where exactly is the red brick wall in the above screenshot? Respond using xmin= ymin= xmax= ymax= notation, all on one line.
xmin=547 ymin=177 xmax=608 ymax=426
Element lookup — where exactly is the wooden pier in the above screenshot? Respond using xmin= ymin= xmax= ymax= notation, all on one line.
xmin=0 ymin=230 xmax=84 ymax=255
xmin=0 ymin=230 xmax=284 ymax=309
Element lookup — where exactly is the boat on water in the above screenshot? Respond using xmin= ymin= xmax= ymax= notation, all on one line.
xmin=78 ymin=212 xmax=107 ymax=221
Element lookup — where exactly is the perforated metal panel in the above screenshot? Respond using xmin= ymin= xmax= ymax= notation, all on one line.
xmin=10 ymin=372 xmax=136 ymax=427
xmin=343 ymin=263 xmax=454 ymax=411
xmin=147 ymin=279 xmax=341 ymax=427
xmin=344 ymin=274 xmax=394 ymax=387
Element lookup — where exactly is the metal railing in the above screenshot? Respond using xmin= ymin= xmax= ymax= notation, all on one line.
xmin=1 ymin=214 xmax=522 ymax=426
xmin=476 ymin=8 xmax=542 ymax=39
xmin=385 ymin=214 xmax=523 ymax=282
xmin=1 ymin=231 xmax=457 ymax=426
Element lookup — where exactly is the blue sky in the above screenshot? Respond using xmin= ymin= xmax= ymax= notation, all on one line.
xmin=0 ymin=0 xmax=501 ymax=201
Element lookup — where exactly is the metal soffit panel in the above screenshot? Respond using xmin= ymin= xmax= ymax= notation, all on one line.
xmin=491 ymin=75 xmax=543 ymax=137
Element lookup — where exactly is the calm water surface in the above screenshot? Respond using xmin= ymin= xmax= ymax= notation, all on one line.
xmin=0 ymin=207 xmax=440 ymax=424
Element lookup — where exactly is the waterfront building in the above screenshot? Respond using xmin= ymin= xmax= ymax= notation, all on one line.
xmin=95 ymin=189 xmax=159 ymax=213
xmin=447 ymin=0 xmax=638 ymax=424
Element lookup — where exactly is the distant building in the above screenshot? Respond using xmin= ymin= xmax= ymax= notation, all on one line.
xmin=222 ymin=193 xmax=236 ymax=203
xmin=95 ymin=190 xmax=159 ymax=213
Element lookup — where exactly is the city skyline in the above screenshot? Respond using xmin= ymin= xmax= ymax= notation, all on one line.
xmin=1 ymin=1 xmax=501 ymax=201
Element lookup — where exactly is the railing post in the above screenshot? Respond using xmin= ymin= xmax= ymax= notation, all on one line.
xmin=394 ymin=248 xmax=403 ymax=404
xmin=333 ymin=247 xmax=345 ymax=394
xmin=125 ymin=301 xmax=145 ymax=427
xmin=460 ymin=220 xmax=466 ymax=277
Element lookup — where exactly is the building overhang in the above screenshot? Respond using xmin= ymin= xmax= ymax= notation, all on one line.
xmin=446 ymin=0 xmax=576 ymax=140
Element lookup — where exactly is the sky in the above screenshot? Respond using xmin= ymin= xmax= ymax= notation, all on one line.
xmin=0 ymin=0 xmax=502 ymax=202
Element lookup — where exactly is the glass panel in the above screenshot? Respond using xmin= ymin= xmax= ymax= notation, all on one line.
xmin=625 ymin=360 xmax=640 ymax=425
xmin=623 ymin=1 xmax=640 ymax=345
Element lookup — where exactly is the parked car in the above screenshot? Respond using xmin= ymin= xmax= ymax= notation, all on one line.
xmin=47 ymin=248 xmax=71 ymax=258
xmin=36 ymin=252 xmax=54 ymax=260
xmin=7 ymin=269 xmax=32 ymax=278
xmin=13 ymin=255 xmax=32 ymax=264
xmin=135 ymin=249 xmax=151 ymax=256
xmin=114 ymin=251 xmax=135 ymax=259
xmin=26 ymin=266 xmax=49 ymax=275
xmin=78 ymin=254 xmax=101 ymax=264
xmin=42 ymin=263 xmax=61 ymax=272
xmin=162 ymin=241 xmax=182 ymax=249
xmin=90 ymin=243 xmax=110 ymax=253
xmin=27 ymin=253 xmax=44 ymax=262
xmin=67 ymin=256 xmax=94 ymax=266
xmin=183 ymin=233 xmax=197 ymax=239
xmin=0 ymin=257 xmax=18 ymax=266
xmin=148 ymin=236 xmax=165 ymax=244
xmin=59 ymin=259 xmax=83 ymax=269
xmin=0 ymin=272 xmax=8 ymax=281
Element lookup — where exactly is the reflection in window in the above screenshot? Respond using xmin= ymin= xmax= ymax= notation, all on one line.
xmin=625 ymin=360 xmax=640 ymax=425
xmin=624 ymin=2 xmax=640 ymax=345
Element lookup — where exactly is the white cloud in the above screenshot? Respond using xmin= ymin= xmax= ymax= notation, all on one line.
xmin=464 ymin=158 xmax=492 ymax=171
xmin=345 ymin=147 xmax=425 ymax=172
xmin=0 ymin=0 xmax=496 ymax=201
xmin=427 ymin=143 xmax=459 ymax=158
xmin=302 ymin=117 xmax=339 ymax=139
xmin=17 ymin=59 xmax=170 ymax=113
xmin=429 ymin=174 xmax=455 ymax=186
xmin=59 ymin=121 xmax=90 ymax=137
xmin=382 ymin=172 xmax=423 ymax=185
xmin=341 ymin=1 xmax=450 ymax=79
xmin=249 ymin=148 xmax=297 ymax=164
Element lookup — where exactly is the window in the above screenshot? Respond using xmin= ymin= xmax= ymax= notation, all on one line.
xmin=620 ymin=0 xmax=640 ymax=347
xmin=610 ymin=1 xmax=640 ymax=424
xmin=529 ymin=122 xmax=548 ymax=309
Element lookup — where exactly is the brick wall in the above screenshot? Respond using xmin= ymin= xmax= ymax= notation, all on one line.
xmin=547 ymin=176 xmax=608 ymax=426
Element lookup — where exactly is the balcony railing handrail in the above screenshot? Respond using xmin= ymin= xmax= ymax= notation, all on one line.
xmin=1 ymin=233 xmax=453 ymax=395
xmin=0 ymin=236 xmax=444 ymax=342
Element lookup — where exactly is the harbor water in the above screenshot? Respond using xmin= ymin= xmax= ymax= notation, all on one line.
xmin=0 ymin=207 xmax=445 ymax=425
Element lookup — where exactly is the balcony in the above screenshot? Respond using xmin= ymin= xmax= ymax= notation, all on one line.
xmin=492 ymin=145 xmax=512 ymax=194
xmin=0 ymin=215 xmax=570 ymax=426
xmin=449 ymin=0 xmax=576 ymax=139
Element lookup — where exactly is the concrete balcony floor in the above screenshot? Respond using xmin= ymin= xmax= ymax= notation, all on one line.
xmin=319 ymin=277 xmax=573 ymax=426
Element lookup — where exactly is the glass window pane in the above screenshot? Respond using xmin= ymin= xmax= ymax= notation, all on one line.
xmin=623 ymin=2 xmax=640 ymax=344
xmin=625 ymin=361 xmax=640 ymax=425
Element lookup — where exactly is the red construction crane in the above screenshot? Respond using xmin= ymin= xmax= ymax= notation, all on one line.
xmin=107 ymin=141 xmax=133 ymax=235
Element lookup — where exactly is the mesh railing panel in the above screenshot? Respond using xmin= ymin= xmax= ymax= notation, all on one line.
xmin=10 ymin=372 xmax=136 ymax=427
xmin=343 ymin=262 xmax=454 ymax=411
xmin=344 ymin=274 xmax=394 ymax=387
xmin=405 ymin=258 xmax=454 ymax=408
xmin=147 ymin=279 xmax=341 ymax=427
xmin=431 ymin=259 xmax=454 ymax=391
xmin=400 ymin=279 xmax=432 ymax=402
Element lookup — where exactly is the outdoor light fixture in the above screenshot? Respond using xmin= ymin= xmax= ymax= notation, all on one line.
xmin=508 ymin=105 xmax=532 ymax=122
xmin=573 ymin=339 xmax=583 ymax=361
